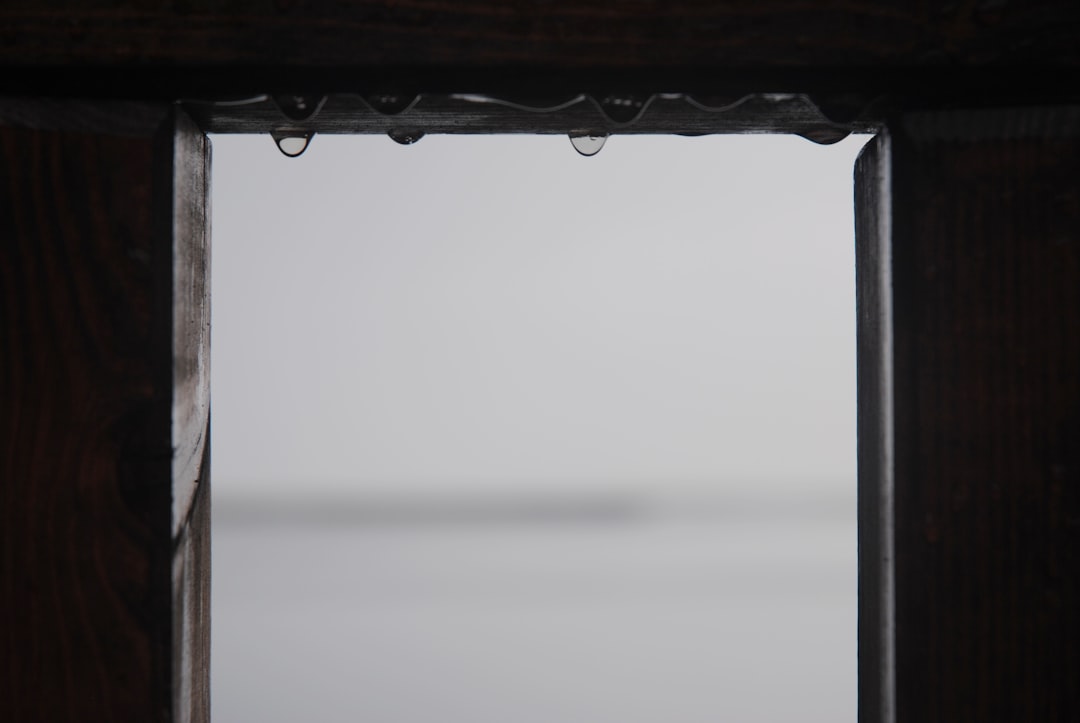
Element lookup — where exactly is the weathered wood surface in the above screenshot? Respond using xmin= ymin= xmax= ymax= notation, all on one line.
xmin=1 ymin=1 xmax=1079 ymax=102
xmin=171 ymin=110 xmax=211 ymax=539
xmin=0 ymin=105 xmax=211 ymax=722
xmin=185 ymin=91 xmax=868 ymax=140
xmin=170 ymin=109 xmax=212 ymax=723
xmin=173 ymin=442 xmax=211 ymax=723
xmin=856 ymin=107 xmax=1080 ymax=722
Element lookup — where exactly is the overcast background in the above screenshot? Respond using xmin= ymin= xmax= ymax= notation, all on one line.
xmin=209 ymin=132 xmax=869 ymax=722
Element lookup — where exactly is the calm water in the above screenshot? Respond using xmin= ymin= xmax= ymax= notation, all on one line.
xmin=212 ymin=493 xmax=856 ymax=723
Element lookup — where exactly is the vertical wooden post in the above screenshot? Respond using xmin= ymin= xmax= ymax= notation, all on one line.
xmin=856 ymin=109 xmax=1080 ymax=722
xmin=0 ymin=104 xmax=211 ymax=722
xmin=856 ymin=131 xmax=896 ymax=723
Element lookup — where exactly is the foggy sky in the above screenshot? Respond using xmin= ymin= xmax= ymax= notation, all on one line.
xmin=209 ymin=133 xmax=869 ymax=499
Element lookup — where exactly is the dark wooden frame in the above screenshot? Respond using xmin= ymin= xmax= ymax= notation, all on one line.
xmin=3 ymin=4 xmax=1079 ymax=722
xmin=1 ymin=103 xmax=212 ymax=722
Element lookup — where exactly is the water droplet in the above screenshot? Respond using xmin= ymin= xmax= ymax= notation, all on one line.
xmin=388 ymin=130 xmax=424 ymax=145
xmin=598 ymin=95 xmax=647 ymax=124
xmin=271 ymin=131 xmax=313 ymax=158
xmin=796 ymin=128 xmax=851 ymax=145
xmin=366 ymin=93 xmax=419 ymax=115
xmin=569 ymin=133 xmax=607 ymax=157
xmin=273 ymin=94 xmax=325 ymax=121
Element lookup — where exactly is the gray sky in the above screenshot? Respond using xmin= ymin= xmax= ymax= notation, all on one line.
xmin=209 ymin=133 xmax=868 ymax=499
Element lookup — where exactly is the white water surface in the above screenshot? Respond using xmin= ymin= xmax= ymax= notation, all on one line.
xmin=212 ymin=498 xmax=855 ymax=723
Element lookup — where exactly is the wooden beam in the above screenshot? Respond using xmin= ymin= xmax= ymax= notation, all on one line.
xmin=856 ymin=132 xmax=896 ymax=723
xmin=855 ymin=107 xmax=1080 ymax=722
xmin=2 ymin=0 xmax=1077 ymax=68
xmin=0 ymin=2 xmax=1079 ymax=103
xmin=183 ymin=91 xmax=871 ymax=141
xmin=0 ymin=105 xmax=211 ymax=722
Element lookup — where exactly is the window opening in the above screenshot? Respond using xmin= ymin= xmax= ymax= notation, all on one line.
xmin=210 ymin=133 xmax=867 ymax=723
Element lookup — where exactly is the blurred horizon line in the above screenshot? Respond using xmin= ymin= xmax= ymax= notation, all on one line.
xmin=212 ymin=480 xmax=854 ymax=527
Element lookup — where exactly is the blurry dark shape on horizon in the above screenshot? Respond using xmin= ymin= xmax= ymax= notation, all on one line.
xmin=213 ymin=485 xmax=853 ymax=528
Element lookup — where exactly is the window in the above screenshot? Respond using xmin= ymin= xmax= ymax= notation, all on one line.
xmin=210 ymin=133 xmax=867 ymax=723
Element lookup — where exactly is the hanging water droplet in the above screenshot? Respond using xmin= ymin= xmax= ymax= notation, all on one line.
xmin=388 ymin=129 xmax=424 ymax=145
xmin=598 ymin=94 xmax=647 ymax=124
xmin=796 ymin=127 xmax=851 ymax=145
xmin=366 ymin=93 xmax=419 ymax=115
xmin=569 ymin=133 xmax=607 ymax=157
xmin=271 ymin=131 xmax=314 ymax=158
xmin=273 ymin=94 xmax=326 ymax=122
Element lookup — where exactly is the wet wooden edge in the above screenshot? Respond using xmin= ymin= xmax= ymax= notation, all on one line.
xmin=855 ymin=132 xmax=896 ymax=723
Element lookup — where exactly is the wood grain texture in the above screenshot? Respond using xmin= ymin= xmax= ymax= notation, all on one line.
xmin=0 ymin=1 xmax=1078 ymax=101
xmin=866 ymin=108 xmax=1080 ymax=722
xmin=0 ymin=104 xmax=211 ymax=722
xmin=171 ymin=110 xmax=211 ymax=537
xmin=173 ymin=436 xmax=210 ymax=723
xmin=170 ymin=108 xmax=212 ymax=723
